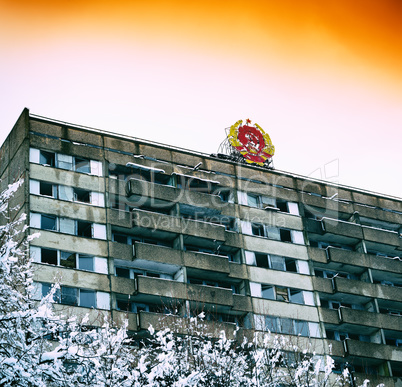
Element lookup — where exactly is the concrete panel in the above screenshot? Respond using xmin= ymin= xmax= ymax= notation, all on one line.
xmin=9 ymin=108 xmax=29 ymax=156
xmin=104 ymin=136 xmax=136 ymax=155
xmin=30 ymin=195 xmax=106 ymax=223
xmin=346 ymin=340 xmax=402 ymax=362
xmin=62 ymin=127 xmax=103 ymax=147
xmin=252 ymin=298 xmax=320 ymax=322
xmin=135 ymin=242 xmax=182 ymax=266
xmin=139 ymin=144 xmax=174 ymax=162
xmin=248 ymin=266 xmax=314 ymax=290
xmin=322 ymin=218 xmax=364 ymax=239
xmin=229 ymin=262 xmax=248 ymax=280
xmin=30 ymin=163 xmax=105 ymax=192
xmin=183 ymin=251 xmax=230 ymax=273
xmin=109 ymin=241 xmax=133 ymax=261
xmin=30 ymin=120 xmax=63 ymax=138
xmin=242 ymin=235 xmax=309 ymax=259
xmin=111 ymin=276 xmax=135 ymax=294
xmin=30 ymin=229 xmax=108 ymax=257
xmin=362 ymin=226 xmax=400 ymax=247
xmin=32 ymin=263 xmax=110 ymax=291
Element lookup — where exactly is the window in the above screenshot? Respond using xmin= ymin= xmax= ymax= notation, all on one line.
xmin=77 ymin=221 xmax=92 ymax=237
xmin=41 ymin=214 xmax=57 ymax=231
xmin=39 ymin=182 xmax=56 ymax=197
xmin=60 ymin=251 xmax=76 ymax=269
xmin=270 ymin=255 xmax=285 ymax=271
xmin=252 ymin=223 xmax=265 ymax=237
xmin=41 ymin=248 xmax=58 ymax=265
xmin=276 ymin=286 xmax=289 ymax=302
xmin=289 ymin=289 xmax=304 ymax=304
xmin=115 ymin=267 xmax=131 ymax=279
xmin=74 ymin=188 xmax=91 ymax=203
xmin=79 ymin=289 xmax=96 ymax=308
xmin=237 ymin=191 xmax=299 ymax=215
xmin=255 ymin=253 xmax=269 ymax=268
xmin=61 ymin=287 xmax=78 ymax=306
xmin=280 ymin=229 xmax=292 ymax=242
xmin=33 ymin=247 xmax=106 ymax=273
xmin=257 ymin=284 xmax=314 ymax=306
xmin=30 ymin=148 xmax=102 ymax=176
xmin=74 ymin=157 xmax=91 ymax=173
xmin=294 ymin=320 xmax=309 ymax=336
xmin=261 ymin=316 xmax=319 ymax=337
xmin=39 ymin=150 xmax=55 ymax=166
xmin=79 ymin=255 xmax=94 ymax=271
xmin=42 ymin=284 xmax=96 ymax=308
xmin=261 ymin=285 xmax=275 ymax=300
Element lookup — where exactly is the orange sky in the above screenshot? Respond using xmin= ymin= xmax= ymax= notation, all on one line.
xmin=1 ymin=0 xmax=401 ymax=196
xmin=2 ymin=0 xmax=401 ymax=82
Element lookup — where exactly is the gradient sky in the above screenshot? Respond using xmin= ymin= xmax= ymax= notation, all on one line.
xmin=1 ymin=0 xmax=401 ymax=197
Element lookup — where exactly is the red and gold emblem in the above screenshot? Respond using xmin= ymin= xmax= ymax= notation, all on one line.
xmin=228 ymin=119 xmax=275 ymax=166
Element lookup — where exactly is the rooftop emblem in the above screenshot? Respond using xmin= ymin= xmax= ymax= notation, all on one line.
xmin=228 ymin=119 xmax=275 ymax=166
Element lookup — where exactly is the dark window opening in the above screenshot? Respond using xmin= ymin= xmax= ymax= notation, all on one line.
xmin=256 ymin=253 xmax=269 ymax=268
xmin=40 ymin=151 xmax=55 ymax=166
xmin=116 ymin=267 xmax=131 ymax=278
xmin=77 ymin=221 xmax=92 ymax=237
xmin=285 ymin=259 xmax=297 ymax=272
xmin=113 ymin=233 xmax=128 ymax=244
xmin=74 ymin=188 xmax=91 ymax=203
xmin=40 ymin=182 xmax=54 ymax=197
xmin=276 ymin=200 xmax=288 ymax=213
xmin=117 ymin=300 xmax=132 ymax=312
xmin=41 ymin=215 xmax=57 ymax=231
xmin=252 ymin=223 xmax=265 ymax=237
xmin=41 ymin=248 xmax=57 ymax=265
xmin=280 ymin=229 xmax=292 ymax=242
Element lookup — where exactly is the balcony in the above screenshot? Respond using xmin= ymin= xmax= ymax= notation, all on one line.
xmin=126 ymin=178 xmax=233 ymax=214
xmin=345 ymin=340 xmax=402 ymax=362
xmin=135 ymin=276 xmax=236 ymax=308
xmin=362 ymin=225 xmax=401 ymax=248
xmin=318 ymin=307 xmax=401 ymax=332
xmin=131 ymin=208 xmax=226 ymax=241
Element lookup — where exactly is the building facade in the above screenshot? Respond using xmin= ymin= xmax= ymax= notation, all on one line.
xmin=1 ymin=109 xmax=401 ymax=384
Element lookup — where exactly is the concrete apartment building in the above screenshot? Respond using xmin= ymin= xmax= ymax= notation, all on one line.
xmin=1 ymin=108 xmax=401 ymax=384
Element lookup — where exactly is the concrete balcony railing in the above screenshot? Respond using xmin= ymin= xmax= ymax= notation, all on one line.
xmin=134 ymin=276 xmax=236 ymax=308
xmin=318 ymin=307 xmax=402 ymax=332
xmin=134 ymin=242 xmax=239 ymax=276
xmin=308 ymin=246 xmax=402 ymax=274
xmin=109 ymin=241 xmax=133 ymax=261
xmin=328 ymin=247 xmax=402 ymax=274
xmin=314 ymin=276 xmax=402 ymax=302
xmin=334 ymin=277 xmax=402 ymax=302
xmin=126 ymin=178 xmax=235 ymax=214
xmin=345 ymin=340 xmax=402 ymax=362
xmin=362 ymin=225 xmax=401 ymax=248
xmin=321 ymin=217 xmax=364 ymax=239
xmin=339 ymin=308 xmax=402 ymax=332
xmin=131 ymin=208 xmax=226 ymax=241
